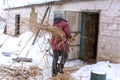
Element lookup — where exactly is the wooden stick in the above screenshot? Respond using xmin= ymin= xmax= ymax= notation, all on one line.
xmin=32 ymin=5 xmax=50 ymax=45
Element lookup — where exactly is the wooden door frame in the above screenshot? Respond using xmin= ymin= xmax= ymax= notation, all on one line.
xmin=80 ymin=12 xmax=86 ymax=58
xmin=80 ymin=12 xmax=99 ymax=62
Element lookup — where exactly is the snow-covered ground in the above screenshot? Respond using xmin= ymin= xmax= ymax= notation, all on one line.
xmin=0 ymin=21 xmax=6 ymax=34
xmin=0 ymin=29 xmax=120 ymax=80
xmin=71 ymin=61 xmax=120 ymax=80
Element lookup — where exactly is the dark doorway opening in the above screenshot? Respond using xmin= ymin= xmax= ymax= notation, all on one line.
xmin=15 ymin=14 xmax=20 ymax=36
xmin=80 ymin=12 xmax=99 ymax=63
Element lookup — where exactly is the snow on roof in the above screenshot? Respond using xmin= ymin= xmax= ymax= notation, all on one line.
xmin=4 ymin=0 xmax=59 ymax=9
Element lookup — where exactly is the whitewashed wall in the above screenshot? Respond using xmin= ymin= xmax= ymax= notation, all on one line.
xmin=5 ymin=8 xmax=31 ymax=35
xmin=97 ymin=0 xmax=120 ymax=63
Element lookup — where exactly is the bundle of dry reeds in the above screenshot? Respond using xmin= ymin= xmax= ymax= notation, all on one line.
xmin=38 ymin=24 xmax=66 ymax=39
xmin=0 ymin=65 xmax=43 ymax=80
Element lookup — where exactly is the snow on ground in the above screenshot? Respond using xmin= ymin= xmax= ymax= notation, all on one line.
xmin=0 ymin=31 xmax=120 ymax=80
xmin=0 ymin=34 xmax=8 ymax=46
xmin=0 ymin=21 xmax=6 ymax=34
xmin=71 ymin=61 xmax=120 ymax=80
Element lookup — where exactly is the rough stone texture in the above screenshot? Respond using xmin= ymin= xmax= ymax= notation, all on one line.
xmin=112 ymin=31 xmax=120 ymax=37
xmin=100 ymin=30 xmax=113 ymax=36
xmin=108 ymin=24 xmax=118 ymax=30
xmin=97 ymin=0 xmax=120 ymax=63
xmin=99 ymin=36 xmax=108 ymax=43
xmin=118 ymin=23 xmax=120 ymax=30
xmin=108 ymin=37 xmax=118 ymax=44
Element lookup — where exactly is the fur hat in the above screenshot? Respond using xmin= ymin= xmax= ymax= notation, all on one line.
xmin=55 ymin=13 xmax=64 ymax=18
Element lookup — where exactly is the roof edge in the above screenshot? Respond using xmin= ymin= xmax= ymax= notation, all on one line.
xmin=4 ymin=0 xmax=84 ymax=10
xmin=4 ymin=1 xmax=62 ymax=10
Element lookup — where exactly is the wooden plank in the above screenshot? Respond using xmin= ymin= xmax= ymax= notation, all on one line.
xmin=32 ymin=5 xmax=50 ymax=45
xmin=80 ymin=13 xmax=86 ymax=58
xmin=13 ymin=57 xmax=32 ymax=62
xmin=68 ymin=46 xmax=80 ymax=59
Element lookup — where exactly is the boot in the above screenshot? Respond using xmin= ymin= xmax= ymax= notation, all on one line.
xmin=52 ymin=70 xmax=58 ymax=77
xmin=57 ymin=64 xmax=64 ymax=74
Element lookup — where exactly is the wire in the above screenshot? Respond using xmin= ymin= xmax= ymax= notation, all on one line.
xmin=47 ymin=3 xmax=52 ymax=22
xmin=104 ymin=0 xmax=113 ymax=11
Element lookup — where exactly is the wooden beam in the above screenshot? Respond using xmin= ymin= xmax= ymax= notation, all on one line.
xmin=32 ymin=5 xmax=50 ymax=45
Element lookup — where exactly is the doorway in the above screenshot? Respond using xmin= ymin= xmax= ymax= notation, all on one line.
xmin=80 ymin=12 xmax=99 ymax=63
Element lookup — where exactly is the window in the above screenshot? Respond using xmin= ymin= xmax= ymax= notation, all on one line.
xmin=15 ymin=14 xmax=20 ymax=36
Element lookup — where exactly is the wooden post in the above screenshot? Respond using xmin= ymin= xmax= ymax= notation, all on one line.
xmin=32 ymin=5 xmax=50 ymax=45
xmin=90 ymin=70 xmax=106 ymax=80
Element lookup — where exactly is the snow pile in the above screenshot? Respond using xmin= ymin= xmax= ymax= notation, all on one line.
xmin=0 ymin=31 xmax=53 ymax=79
xmin=0 ymin=31 xmax=53 ymax=67
xmin=65 ymin=59 xmax=83 ymax=68
xmin=0 ymin=21 xmax=6 ymax=34
xmin=0 ymin=31 xmax=34 ymax=65
xmin=1 ymin=31 xmax=33 ymax=54
xmin=0 ymin=34 xmax=8 ymax=46
xmin=71 ymin=61 xmax=120 ymax=80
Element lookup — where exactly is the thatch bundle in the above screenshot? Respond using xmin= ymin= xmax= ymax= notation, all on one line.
xmin=0 ymin=65 xmax=43 ymax=80
xmin=38 ymin=25 xmax=66 ymax=39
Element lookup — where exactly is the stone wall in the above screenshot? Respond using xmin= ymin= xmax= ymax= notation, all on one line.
xmin=97 ymin=0 xmax=120 ymax=63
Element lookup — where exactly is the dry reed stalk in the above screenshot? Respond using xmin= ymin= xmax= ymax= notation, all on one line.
xmin=38 ymin=25 xmax=66 ymax=39
xmin=42 ymin=51 xmax=50 ymax=66
xmin=0 ymin=65 xmax=43 ymax=80
xmin=0 ymin=36 xmax=9 ymax=47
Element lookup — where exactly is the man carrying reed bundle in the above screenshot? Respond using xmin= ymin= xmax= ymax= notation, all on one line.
xmin=50 ymin=13 xmax=75 ymax=77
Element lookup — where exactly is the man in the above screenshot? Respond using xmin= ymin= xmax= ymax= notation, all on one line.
xmin=51 ymin=14 xmax=72 ymax=77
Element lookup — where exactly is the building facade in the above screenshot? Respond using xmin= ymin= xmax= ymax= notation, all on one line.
xmin=4 ymin=0 xmax=120 ymax=63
